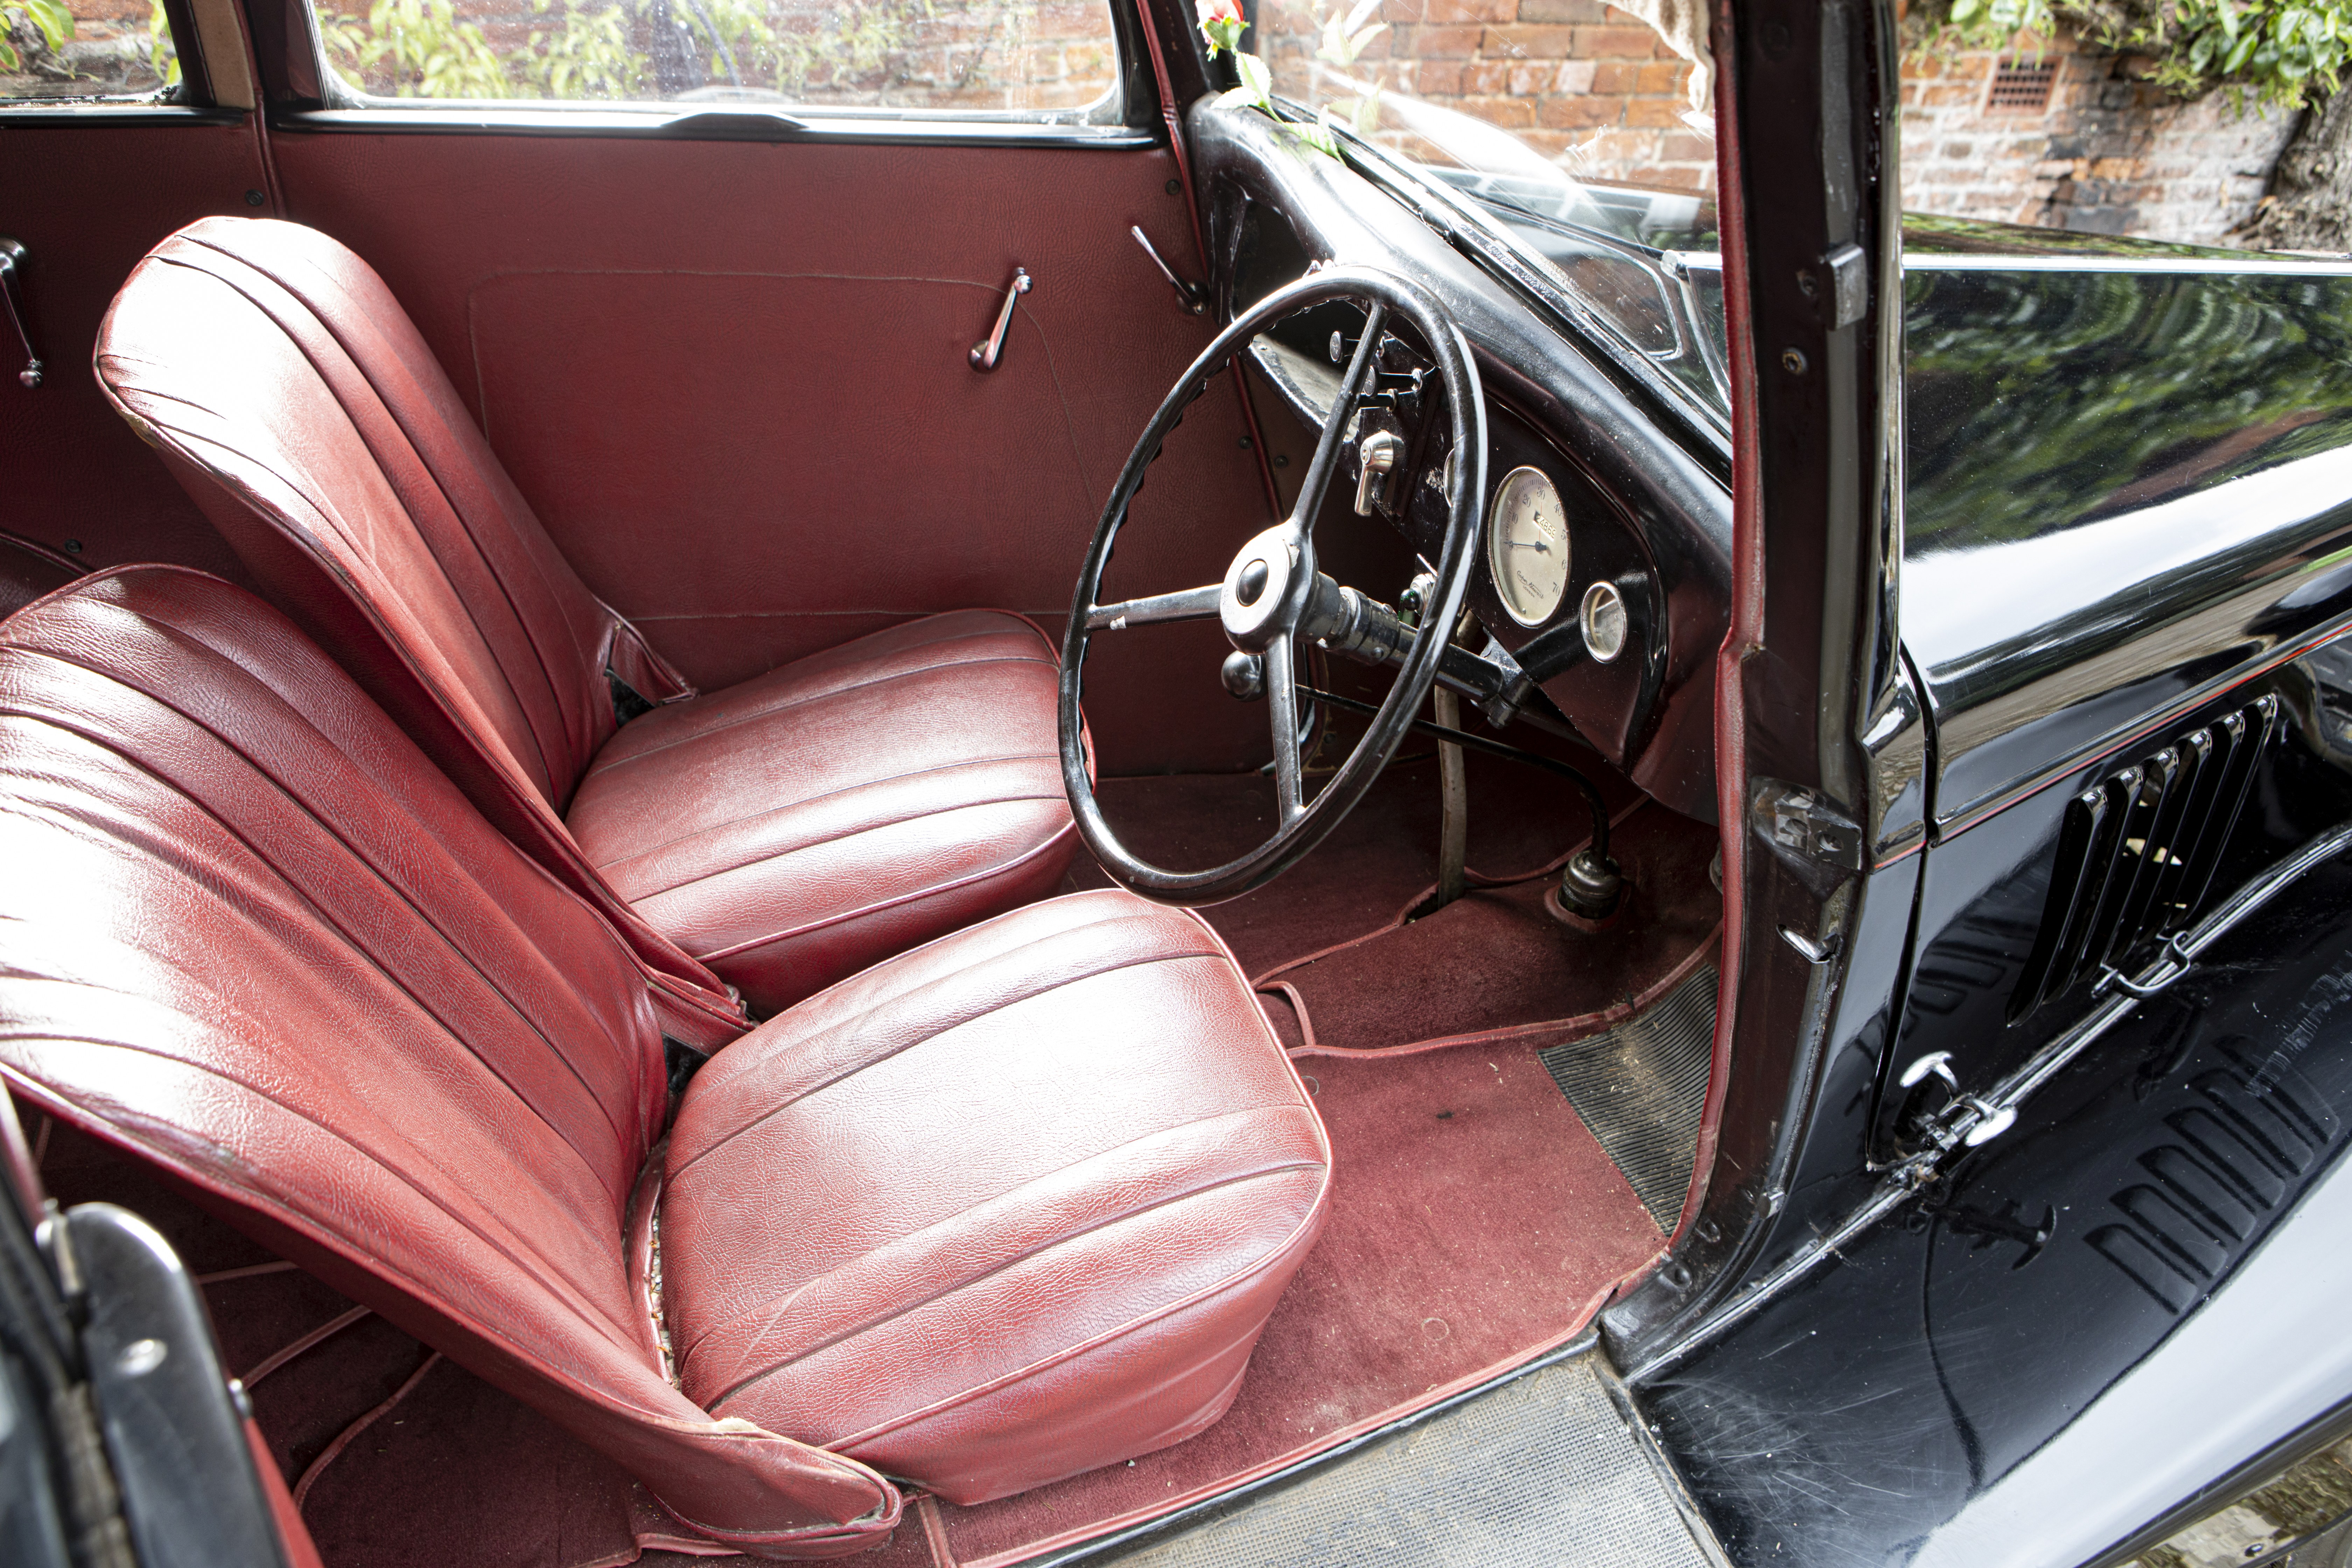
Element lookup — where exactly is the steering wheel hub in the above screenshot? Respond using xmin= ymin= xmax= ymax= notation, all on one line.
xmin=1220 ymin=524 xmax=1306 ymax=649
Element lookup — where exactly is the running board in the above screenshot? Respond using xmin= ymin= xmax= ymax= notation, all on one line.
xmin=1045 ymin=1348 xmax=1727 ymax=1568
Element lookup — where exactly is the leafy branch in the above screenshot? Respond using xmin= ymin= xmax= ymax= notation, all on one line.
xmin=319 ymin=0 xmax=948 ymax=100
xmin=1197 ymin=0 xmax=1383 ymax=157
xmin=0 ymin=0 xmax=74 ymax=75
xmin=1919 ymin=0 xmax=2352 ymax=110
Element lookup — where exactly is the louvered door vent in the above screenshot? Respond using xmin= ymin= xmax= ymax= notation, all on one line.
xmin=2008 ymin=694 xmax=2280 ymax=1023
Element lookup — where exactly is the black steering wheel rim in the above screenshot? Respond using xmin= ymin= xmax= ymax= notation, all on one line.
xmin=1059 ymin=264 xmax=1488 ymax=905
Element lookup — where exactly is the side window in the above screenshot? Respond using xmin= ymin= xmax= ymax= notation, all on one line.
xmin=1 ymin=0 xmax=179 ymax=100
xmin=309 ymin=0 xmax=1119 ymax=115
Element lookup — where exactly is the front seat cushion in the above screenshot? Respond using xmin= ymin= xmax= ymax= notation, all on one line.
xmin=569 ymin=610 xmax=1076 ymax=1013
xmin=661 ymin=889 xmax=1331 ymax=1506
xmin=93 ymin=216 xmax=1079 ymax=1017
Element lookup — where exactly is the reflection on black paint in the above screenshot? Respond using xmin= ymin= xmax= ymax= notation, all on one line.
xmin=1906 ymin=268 xmax=2352 ymax=556
xmin=1646 ymin=848 xmax=2352 ymax=1568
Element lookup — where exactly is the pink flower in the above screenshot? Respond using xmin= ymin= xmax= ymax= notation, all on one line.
xmin=1197 ymin=0 xmax=1244 ymax=57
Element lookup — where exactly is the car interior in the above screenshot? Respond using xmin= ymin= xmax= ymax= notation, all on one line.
xmin=0 ymin=0 xmax=1734 ymax=1560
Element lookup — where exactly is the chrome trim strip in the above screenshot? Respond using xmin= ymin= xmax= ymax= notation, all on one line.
xmin=1623 ymin=820 xmax=2352 ymax=1385
xmin=0 ymin=104 xmax=244 ymax=126
xmin=1908 ymin=252 xmax=2352 ymax=276
xmin=273 ymin=107 xmax=1154 ymax=146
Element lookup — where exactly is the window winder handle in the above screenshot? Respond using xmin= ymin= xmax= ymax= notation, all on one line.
xmin=969 ymin=267 xmax=1032 ymax=373
xmin=1 ymin=238 xmax=43 ymax=389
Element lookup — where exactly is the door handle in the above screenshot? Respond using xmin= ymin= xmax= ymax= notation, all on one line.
xmin=0 ymin=238 xmax=42 ymax=388
xmin=968 ymin=267 xmax=1031 ymax=373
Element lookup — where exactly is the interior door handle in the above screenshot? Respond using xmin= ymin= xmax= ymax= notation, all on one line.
xmin=969 ymin=267 xmax=1031 ymax=373
xmin=0 ymin=238 xmax=42 ymax=388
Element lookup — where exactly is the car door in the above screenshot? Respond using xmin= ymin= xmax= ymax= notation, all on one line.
xmin=1 ymin=0 xmax=268 ymax=581
xmin=8 ymin=0 xmax=1294 ymax=770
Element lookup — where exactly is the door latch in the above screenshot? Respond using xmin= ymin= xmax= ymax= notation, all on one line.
xmin=968 ymin=267 xmax=1032 ymax=373
xmin=0 ymin=238 xmax=43 ymax=388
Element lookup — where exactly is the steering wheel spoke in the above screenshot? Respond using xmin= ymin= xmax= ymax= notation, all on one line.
xmin=1058 ymin=266 xmax=1486 ymax=904
xmin=1085 ymin=584 xmax=1223 ymax=632
xmin=1289 ymin=301 xmax=1390 ymax=536
xmin=1264 ymin=635 xmax=1306 ymax=825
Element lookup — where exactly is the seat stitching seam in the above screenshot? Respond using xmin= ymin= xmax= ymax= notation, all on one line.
xmin=666 ymin=1102 xmax=1309 ymax=1376
xmin=0 ymin=641 xmax=645 ymax=1185
xmin=0 ymin=1024 xmax=648 ymax=1359
xmin=581 ymin=750 xmax=1059 ymax=870
xmin=684 ymin=821 xmax=1078 ymax=965
xmin=664 ymin=942 xmax=1212 ymax=1181
xmin=155 ymin=246 xmax=584 ymax=800
xmin=610 ymin=788 xmax=1068 ymax=899
xmin=586 ymin=653 xmax=1058 ymax=776
xmin=701 ymin=1158 xmax=1324 ymax=1411
xmin=175 ymin=235 xmax=615 ymax=760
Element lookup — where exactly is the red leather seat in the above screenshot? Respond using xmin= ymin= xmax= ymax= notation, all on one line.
xmin=0 ymin=566 xmax=1328 ymax=1556
xmin=92 ymin=217 xmax=1075 ymax=1016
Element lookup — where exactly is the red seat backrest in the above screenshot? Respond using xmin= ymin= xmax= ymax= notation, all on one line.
xmin=0 ymin=566 xmax=897 ymax=1552
xmin=94 ymin=217 xmax=735 ymax=1021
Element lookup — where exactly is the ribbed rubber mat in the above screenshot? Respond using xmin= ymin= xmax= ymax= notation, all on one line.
xmin=1539 ymin=964 xmax=1717 ymax=1231
xmin=1077 ymin=1355 xmax=1715 ymax=1568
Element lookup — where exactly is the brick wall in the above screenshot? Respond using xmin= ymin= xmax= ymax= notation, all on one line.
xmin=1899 ymin=30 xmax=2294 ymax=244
xmin=1254 ymin=1 xmax=2294 ymax=245
xmin=1259 ymin=0 xmax=1717 ymax=191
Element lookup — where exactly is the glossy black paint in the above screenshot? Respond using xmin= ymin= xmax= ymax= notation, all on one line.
xmin=1876 ymin=662 xmax=2352 ymax=1135
xmin=1902 ymin=254 xmax=2352 ymax=833
xmin=1602 ymin=0 xmax=1910 ymax=1372
xmin=1190 ymin=99 xmax=1732 ymax=821
xmin=1642 ymin=821 xmax=2352 ymax=1568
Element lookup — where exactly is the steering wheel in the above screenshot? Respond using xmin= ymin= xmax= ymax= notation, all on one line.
xmin=1059 ymin=265 xmax=1488 ymax=904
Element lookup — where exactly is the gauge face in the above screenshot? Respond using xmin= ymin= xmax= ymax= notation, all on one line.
xmin=1581 ymin=580 xmax=1629 ymax=663
xmin=1487 ymin=466 xmax=1571 ymax=627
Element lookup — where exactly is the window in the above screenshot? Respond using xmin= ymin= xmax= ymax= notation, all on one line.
xmin=1986 ymin=56 xmax=2056 ymax=112
xmin=1 ymin=0 xmax=179 ymax=101
xmin=308 ymin=0 xmax=1119 ymax=115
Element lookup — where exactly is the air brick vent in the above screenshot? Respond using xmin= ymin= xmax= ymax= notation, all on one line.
xmin=1987 ymin=57 xmax=2058 ymax=112
xmin=2008 ymin=694 xmax=2279 ymax=1023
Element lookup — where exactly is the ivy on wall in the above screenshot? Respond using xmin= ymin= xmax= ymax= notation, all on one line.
xmin=1917 ymin=0 xmax=2352 ymax=110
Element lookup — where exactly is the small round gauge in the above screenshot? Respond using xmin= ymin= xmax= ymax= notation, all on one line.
xmin=1581 ymin=580 xmax=1629 ymax=663
xmin=1487 ymin=466 xmax=1571 ymax=627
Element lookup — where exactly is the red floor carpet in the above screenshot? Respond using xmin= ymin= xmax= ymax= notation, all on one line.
xmin=28 ymin=748 xmax=1717 ymax=1568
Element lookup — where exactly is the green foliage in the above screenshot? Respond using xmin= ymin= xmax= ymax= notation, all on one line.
xmin=320 ymin=0 xmax=943 ymax=100
xmin=323 ymin=0 xmax=512 ymax=95
xmin=0 ymin=0 xmax=74 ymax=75
xmin=149 ymin=0 xmax=180 ymax=85
xmin=1923 ymin=0 xmax=2352 ymax=110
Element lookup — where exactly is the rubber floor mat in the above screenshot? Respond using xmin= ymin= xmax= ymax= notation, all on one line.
xmin=1081 ymin=1353 xmax=1717 ymax=1568
xmin=1539 ymin=962 xmax=1717 ymax=1231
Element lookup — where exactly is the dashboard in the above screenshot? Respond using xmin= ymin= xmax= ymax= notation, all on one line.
xmin=1198 ymin=100 xmax=1733 ymax=822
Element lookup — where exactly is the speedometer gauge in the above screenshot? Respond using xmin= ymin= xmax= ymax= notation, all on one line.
xmin=1487 ymin=466 xmax=1571 ymax=627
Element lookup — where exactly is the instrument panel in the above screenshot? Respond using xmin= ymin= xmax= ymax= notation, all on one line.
xmin=1247 ymin=314 xmax=1671 ymax=772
